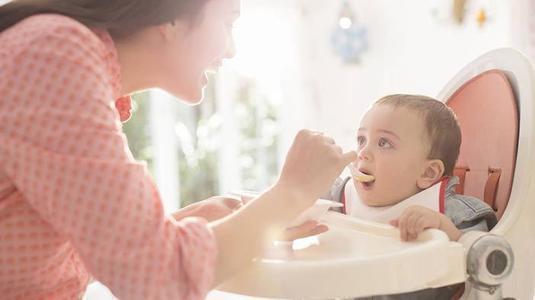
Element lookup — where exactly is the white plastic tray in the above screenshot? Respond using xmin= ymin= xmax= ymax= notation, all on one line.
xmin=218 ymin=211 xmax=466 ymax=299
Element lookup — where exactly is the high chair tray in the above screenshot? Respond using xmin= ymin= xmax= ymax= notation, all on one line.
xmin=218 ymin=211 xmax=466 ymax=299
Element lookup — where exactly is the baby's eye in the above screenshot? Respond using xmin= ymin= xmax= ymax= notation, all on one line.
xmin=378 ymin=137 xmax=393 ymax=148
xmin=357 ymin=136 xmax=366 ymax=147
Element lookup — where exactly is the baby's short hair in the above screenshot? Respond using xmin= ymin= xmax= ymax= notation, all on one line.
xmin=375 ymin=94 xmax=462 ymax=176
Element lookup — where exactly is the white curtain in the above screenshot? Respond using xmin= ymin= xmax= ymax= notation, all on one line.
xmin=511 ymin=0 xmax=535 ymax=63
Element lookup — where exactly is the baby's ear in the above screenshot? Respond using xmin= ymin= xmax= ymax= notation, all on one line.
xmin=417 ymin=159 xmax=445 ymax=189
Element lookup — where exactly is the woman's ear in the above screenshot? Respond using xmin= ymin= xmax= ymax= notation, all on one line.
xmin=417 ymin=159 xmax=445 ymax=189
xmin=155 ymin=20 xmax=187 ymax=42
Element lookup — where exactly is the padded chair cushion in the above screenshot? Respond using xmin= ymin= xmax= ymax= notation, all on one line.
xmin=446 ymin=70 xmax=518 ymax=220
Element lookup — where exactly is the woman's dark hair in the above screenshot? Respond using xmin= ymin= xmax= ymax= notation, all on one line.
xmin=0 ymin=0 xmax=210 ymax=38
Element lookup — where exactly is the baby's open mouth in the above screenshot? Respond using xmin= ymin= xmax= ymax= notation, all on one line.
xmin=354 ymin=169 xmax=375 ymax=191
xmin=348 ymin=164 xmax=376 ymax=187
xmin=361 ymin=180 xmax=374 ymax=189
xmin=355 ymin=170 xmax=375 ymax=183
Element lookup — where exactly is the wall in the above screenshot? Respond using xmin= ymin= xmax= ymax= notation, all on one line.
xmin=295 ymin=0 xmax=513 ymax=151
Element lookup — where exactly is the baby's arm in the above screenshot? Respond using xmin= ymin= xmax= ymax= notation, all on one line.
xmin=390 ymin=205 xmax=462 ymax=241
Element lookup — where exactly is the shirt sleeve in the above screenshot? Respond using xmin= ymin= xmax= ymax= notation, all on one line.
xmin=459 ymin=219 xmax=489 ymax=233
xmin=0 ymin=16 xmax=216 ymax=300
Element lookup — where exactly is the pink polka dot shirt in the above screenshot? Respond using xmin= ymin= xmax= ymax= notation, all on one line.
xmin=0 ymin=14 xmax=217 ymax=300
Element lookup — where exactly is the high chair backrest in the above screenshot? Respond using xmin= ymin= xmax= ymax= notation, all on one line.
xmin=445 ymin=70 xmax=519 ymax=220
xmin=439 ymin=48 xmax=535 ymax=300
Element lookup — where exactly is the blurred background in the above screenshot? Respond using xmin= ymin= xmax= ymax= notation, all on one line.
xmin=2 ymin=0 xmax=525 ymax=298
xmin=121 ymin=0 xmax=531 ymax=215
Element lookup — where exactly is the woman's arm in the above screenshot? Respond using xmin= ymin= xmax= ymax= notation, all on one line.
xmin=173 ymin=195 xmax=328 ymax=241
xmin=1 ymin=16 xmax=356 ymax=297
xmin=172 ymin=196 xmax=242 ymax=222
xmin=1 ymin=17 xmax=217 ymax=299
xmin=210 ymin=130 xmax=357 ymax=286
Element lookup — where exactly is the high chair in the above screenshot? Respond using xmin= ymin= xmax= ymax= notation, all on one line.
xmin=217 ymin=48 xmax=535 ymax=300
xmin=438 ymin=47 xmax=535 ymax=300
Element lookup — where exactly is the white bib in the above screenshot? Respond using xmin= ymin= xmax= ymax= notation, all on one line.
xmin=343 ymin=178 xmax=447 ymax=224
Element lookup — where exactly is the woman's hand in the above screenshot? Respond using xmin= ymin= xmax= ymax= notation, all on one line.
xmin=277 ymin=129 xmax=357 ymax=210
xmin=234 ymin=192 xmax=329 ymax=241
xmin=174 ymin=194 xmax=328 ymax=240
xmin=172 ymin=196 xmax=242 ymax=222
xmin=280 ymin=220 xmax=329 ymax=241
xmin=390 ymin=205 xmax=462 ymax=241
xmin=210 ymin=130 xmax=356 ymax=286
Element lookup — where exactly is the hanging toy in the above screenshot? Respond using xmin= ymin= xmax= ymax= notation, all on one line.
xmin=330 ymin=1 xmax=368 ymax=64
xmin=476 ymin=8 xmax=487 ymax=27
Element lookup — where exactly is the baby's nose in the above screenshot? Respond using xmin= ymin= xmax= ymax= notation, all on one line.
xmin=358 ymin=147 xmax=371 ymax=161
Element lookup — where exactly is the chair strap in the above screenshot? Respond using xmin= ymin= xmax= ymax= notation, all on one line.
xmin=484 ymin=168 xmax=502 ymax=212
xmin=454 ymin=166 xmax=470 ymax=194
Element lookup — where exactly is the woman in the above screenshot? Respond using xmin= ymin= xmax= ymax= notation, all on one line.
xmin=0 ymin=0 xmax=356 ymax=299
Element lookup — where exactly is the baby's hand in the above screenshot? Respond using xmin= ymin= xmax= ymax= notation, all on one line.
xmin=390 ymin=205 xmax=442 ymax=241
xmin=390 ymin=205 xmax=462 ymax=241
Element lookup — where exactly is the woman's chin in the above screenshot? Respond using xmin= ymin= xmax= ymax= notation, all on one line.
xmin=183 ymin=93 xmax=204 ymax=105
xmin=171 ymin=87 xmax=205 ymax=105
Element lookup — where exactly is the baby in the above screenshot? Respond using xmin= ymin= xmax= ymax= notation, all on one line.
xmin=327 ymin=94 xmax=497 ymax=299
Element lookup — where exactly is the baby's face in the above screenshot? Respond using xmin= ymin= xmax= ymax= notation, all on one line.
xmin=352 ymin=105 xmax=431 ymax=207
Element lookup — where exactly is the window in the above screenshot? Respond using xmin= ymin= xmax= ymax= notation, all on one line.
xmin=123 ymin=0 xmax=302 ymax=211
xmin=85 ymin=1 xmax=302 ymax=297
